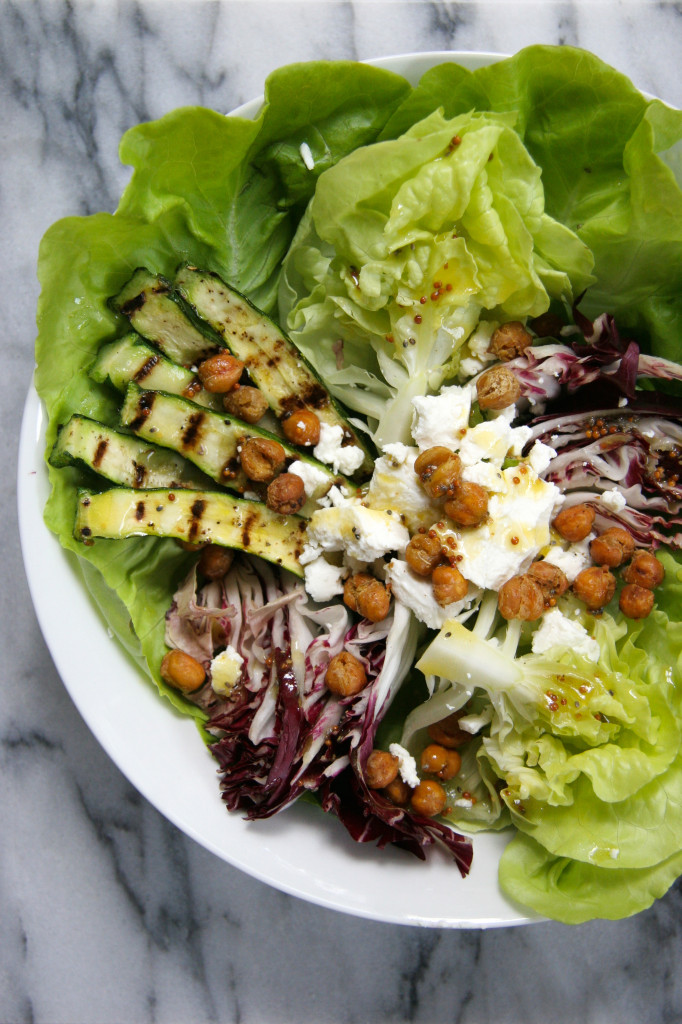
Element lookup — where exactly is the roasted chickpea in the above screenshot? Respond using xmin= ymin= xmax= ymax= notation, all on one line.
xmin=420 ymin=744 xmax=461 ymax=781
xmin=384 ymin=777 xmax=411 ymax=806
xmin=432 ymin=564 xmax=468 ymax=606
xmin=476 ymin=365 xmax=521 ymax=410
xmin=411 ymin=779 xmax=447 ymax=818
xmin=528 ymin=560 xmax=569 ymax=600
xmin=266 ymin=472 xmax=306 ymax=515
xmin=427 ymin=713 xmax=468 ymax=749
xmin=198 ymin=544 xmax=235 ymax=580
xmin=498 ymin=574 xmax=545 ymax=621
xmin=590 ymin=527 xmax=635 ymax=568
xmin=365 ymin=750 xmax=400 ymax=789
xmin=573 ymin=565 xmax=617 ymax=610
xmin=622 ymin=550 xmax=665 ymax=589
xmin=223 ymin=386 xmax=269 ymax=424
xmin=196 ymin=351 xmax=244 ymax=393
xmin=619 ymin=583 xmax=655 ymax=619
xmin=325 ymin=651 xmax=368 ymax=697
xmin=414 ymin=446 xmax=462 ymax=500
xmin=489 ymin=321 xmax=533 ymax=361
xmin=343 ymin=573 xmax=391 ymax=623
xmin=160 ymin=649 xmax=206 ymax=693
xmin=405 ymin=533 xmax=443 ymax=576
xmin=444 ymin=481 xmax=489 ymax=527
xmin=552 ymin=503 xmax=596 ymax=542
xmin=240 ymin=437 xmax=286 ymax=482
xmin=281 ymin=408 xmax=321 ymax=447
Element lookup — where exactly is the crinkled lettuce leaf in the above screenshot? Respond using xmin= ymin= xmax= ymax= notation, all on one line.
xmin=280 ymin=106 xmax=593 ymax=444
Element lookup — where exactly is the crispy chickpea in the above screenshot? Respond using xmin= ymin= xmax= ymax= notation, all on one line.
xmin=281 ymin=408 xmax=321 ymax=447
xmin=489 ymin=321 xmax=533 ymax=361
xmin=240 ymin=437 xmax=286 ymax=482
xmin=498 ymin=574 xmax=545 ymax=621
xmin=198 ymin=544 xmax=234 ymax=580
xmin=414 ymin=446 xmax=462 ymax=500
xmin=432 ymin=564 xmax=468 ymax=606
xmin=590 ymin=527 xmax=635 ymax=568
xmin=573 ymin=565 xmax=617 ymax=610
xmin=444 ymin=481 xmax=489 ymax=527
xmin=476 ymin=365 xmax=521 ymax=410
xmin=223 ymin=386 xmax=269 ymax=424
xmin=405 ymin=533 xmax=444 ymax=576
xmin=343 ymin=573 xmax=391 ymax=623
xmin=622 ymin=550 xmax=665 ymax=590
xmin=427 ymin=713 xmax=469 ymax=750
xmin=552 ymin=503 xmax=595 ymax=542
xmin=266 ymin=472 xmax=306 ymax=515
xmin=528 ymin=560 xmax=569 ymax=600
xmin=619 ymin=583 xmax=655 ymax=619
xmin=365 ymin=750 xmax=400 ymax=789
xmin=196 ymin=351 xmax=244 ymax=393
xmin=420 ymin=744 xmax=461 ymax=781
xmin=384 ymin=777 xmax=411 ymax=806
xmin=160 ymin=649 xmax=206 ymax=693
xmin=411 ymin=779 xmax=447 ymax=818
xmin=325 ymin=651 xmax=368 ymax=697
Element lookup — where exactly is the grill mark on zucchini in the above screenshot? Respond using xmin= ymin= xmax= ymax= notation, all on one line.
xmin=135 ymin=500 xmax=146 ymax=521
xmin=93 ymin=439 xmax=108 ymax=468
xmin=182 ymin=411 xmax=205 ymax=450
xmin=128 ymin=390 xmax=156 ymax=432
xmin=120 ymin=292 xmax=146 ymax=316
xmin=133 ymin=355 xmax=160 ymax=382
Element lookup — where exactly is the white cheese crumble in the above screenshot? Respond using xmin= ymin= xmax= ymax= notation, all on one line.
xmin=531 ymin=608 xmax=600 ymax=663
xmin=389 ymin=742 xmax=420 ymax=789
xmin=303 ymin=556 xmax=346 ymax=603
xmin=600 ymin=487 xmax=627 ymax=512
xmin=304 ymin=505 xmax=409 ymax=563
xmin=313 ymin=423 xmax=365 ymax=475
xmin=618 ymin=396 xmax=629 ymax=408
xmin=544 ymin=535 xmax=594 ymax=582
xmin=461 ymin=460 xmax=505 ymax=492
xmin=411 ymin=385 xmax=472 ymax=449
xmin=288 ymin=460 xmax=332 ymax=499
xmin=299 ymin=141 xmax=315 ymax=170
xmin=210 ymin=646 xmax=244 ymax=696
xmin=367 ymin=446 xmax=436 ymax=532
xmin=386 ymin=560 xmax=480 ymax=630
xmin=527 ymin=440 xmax=557 ymax=475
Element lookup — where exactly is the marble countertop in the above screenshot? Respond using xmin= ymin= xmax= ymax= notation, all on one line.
xmin=4 ymin=2 xmax=682 ymax=1021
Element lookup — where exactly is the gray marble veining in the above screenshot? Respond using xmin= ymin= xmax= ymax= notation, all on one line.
xmin=4 ymin=2 xmax=682 ymax=1022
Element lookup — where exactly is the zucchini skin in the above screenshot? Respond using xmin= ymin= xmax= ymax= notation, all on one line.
xmin=174 ymin=264 xmax=374 ymax=478
xmin=110 ymin=269 xmax=220 ymax=367
xmin=89 ymin=333 xmax=223 ymax=411
xmin=49 ymin=414 xmax=208 ymax=489
xmin=75 ymin=488 xmax=307 ymax=577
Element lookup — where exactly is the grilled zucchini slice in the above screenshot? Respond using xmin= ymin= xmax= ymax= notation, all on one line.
xmin=49 ymin=415 xmax=208 ymax=490
xmin=174 ymin=265 xmax=373 ymax=477
xmin=90 ymin=333 xmax=223 ymax=411
xmin=110 ymin=269 xmax=220 ymax=366
xmin=75 ymin=488 xmax=307 ymax=576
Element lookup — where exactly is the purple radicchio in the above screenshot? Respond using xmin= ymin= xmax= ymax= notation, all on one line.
xmin=166 ymin=556 xmax=473 ymax=874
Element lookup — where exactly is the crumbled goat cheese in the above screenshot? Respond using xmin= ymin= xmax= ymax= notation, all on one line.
xmin=313 ymin=422 xmax=365 ymax=474
xmin=527 ymin=440 xmax=557 ymax=475
xmin=618 ymin=396 xmax=629 ymax=408
xmin=434 ymin=467 xmax=562 ymax=590
xmin=289 ymin=460 xmax=332 ymax=499
xmin=543 ymin=535 xmax=594 ymax=582
xmin=600 ymin=487 xmax=627 ymax=512
xmin=411 ymin=385 xmax=473 ymax=449
xmin=210 ymin=646 xmax=244 ymax=696
xmin=389 ymin=742 xmax=420 ymax=789
xmin=303 ymin=556 xmax=346 ymax=602
xmin=531 ymin=608 xmax=600 ymax=663
xmin=299 ymin=141 xmax=315 ymax=170
xmin=305 ymin=505 xmax=409 ymax=563
xmin=367 ymin=446 xmax=436 ymax=532
xmin=461 ymin=461 xmax=505 ymax=492
xmin=386 ymin=559 xmax=480 ymax=630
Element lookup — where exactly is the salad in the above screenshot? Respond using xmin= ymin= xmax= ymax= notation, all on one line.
xmin=35 ymin=46 xmax=682 ymax=924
